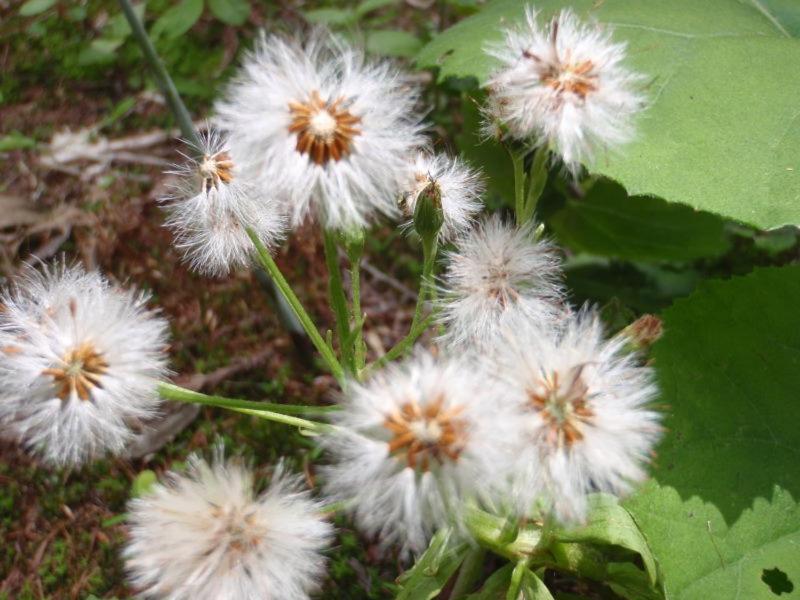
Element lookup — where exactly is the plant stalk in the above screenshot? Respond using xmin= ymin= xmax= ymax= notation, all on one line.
xmin=247 ymin=229 xmax=346 ymax=385
xmin=345 ymin=232 xmax=367 ymax=372
xmin=159 ymin=383 xmax=329 ymax=432
xmin=322 ymin=229 xmax=354 ymax=373
xmin=117 ymin=0 xmax=200 ymax=149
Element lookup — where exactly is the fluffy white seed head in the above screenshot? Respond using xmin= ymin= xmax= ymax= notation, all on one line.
xmin=162 ymin=130 xmax=286 ymax=277
xmin=215 ymin=29 xmax=426 ymax=232
xmin=400 ymin=152 xmax=485 ymax=241
xmin=321 ymin=349 xmax=518 ymax=556
xmin=0 ymin=262 xmax=169 ymax=466
xmin=485 ymin=7 xmax=645 ymax=173
xmin=493 ymin=309 xmax=662 ymax=523
xmin=124 ymin=453 xmax=333 ymax=600
xmin=437 ymin=214 xmax=565 ymax=352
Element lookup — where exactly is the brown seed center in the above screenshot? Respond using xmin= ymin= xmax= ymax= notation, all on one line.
xmin=199 ymin=151 xmax=235 ymax=194
xmin=288 ymin=90 xmax=362 ymax=165
xmin=209 ymin=505 xmax=264 ymax=556
xmin=522 ymin=18 xmax=599 ymax=100
xmin=42 ymin=342 xmax=109 ymax=402
xmin=527 ymin=365 xmax=594 ymax=448
xmin=541 ymin=60 xmax=598 ymax=98
xmin=383 ymin=394 xmax=467 ymax=472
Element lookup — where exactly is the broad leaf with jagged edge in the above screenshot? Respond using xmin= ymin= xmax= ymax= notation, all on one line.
xmin=623 ymin=266 xmax=800 ymax=598
xmin=417 ymin=0 xmax=800 ymax=230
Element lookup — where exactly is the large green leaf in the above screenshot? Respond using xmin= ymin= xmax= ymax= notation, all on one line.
xmin=648 ymin=265 xmax=800 ymax=519
xmin=626 ymin=483 xmax=799 ymax=599
xmin=417 ymin=0 xmax=800 ymax=230
xmin=548 ymin=178 xmax=731 ymax=262
xmin=623 ymin=265 xmax=800 ymax=598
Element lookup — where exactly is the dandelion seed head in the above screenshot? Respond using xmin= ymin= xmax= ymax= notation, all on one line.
xmin=124 ymin=452 xmax=333 ymax=600
xmin=437 ymin=215 xmax=565 ymax=352
xmin=215 ymin=29 xmax=426 ymax=231
xmin=493 ymin=309 xmax=662 ymax=523
xmin=321 ymin=349 xmax=518 ymax=555
xmin=486 ymin=7 xmax=645 ymax=173
xmin=162 ymin=130 xmax=286 ymax=277
xmin=0 ymin=262 xmax=169 ymax=466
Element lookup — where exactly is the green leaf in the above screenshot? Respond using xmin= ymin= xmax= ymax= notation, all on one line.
xmin=647 ymin=265 xmax=800 ymax=519
xmin=456 ymin=93 xmax=514 ymax=208
xmin=548 ymin=178 xmax=731 ymax=262
xmin=564 ymin=258 xmax=701 ymax=313
xmin=623 ymin=265 xmax=800 ymax=598
xmin=466 ymin=565 xmax=513 ymax=599
xmin=753 ymin=0 xmax=800 ymax=36
xmin=131 ymin=469 xmax=158 ymax=497
xmin=207 ymin=0 xmax=250 ymax=26
xmin=18 ymin=0 xmax=57 ymax=17
xmin=303 ymin=8 xmax=355 ymax=26
xmin=627 ymin=483 xmax=800 ymax=599
xmin=366 ymin=30 xmax=423 ymax=58
xmin=520 ymin=569 xmax=555 ymax=600
xmin=0 ymin=132 xmax=36 ymax=151
xmin=356 ymin=0 xmax=397 ymax=18
xmin=151 ymin=0 xmax=204 ymax=40
xmin=78 ymin=38 xmax=125 ymax=65
xmin=396 ymin=528 xmax=468 ymax=600
xmin=555 ymin=494 xmax=658 ymax=588
xmin=417 ymin=0 xmax=800 ymax=229
xmin=105 ymin=3 xmax=146 ymax=39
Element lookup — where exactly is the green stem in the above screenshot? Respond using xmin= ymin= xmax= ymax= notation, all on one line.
xmin=509 ymin=147 xmax=526 ymax=227
xmin=322 ymin=229 xmax=353 ymax=373
xmin=119 ymin=0 xmax=308 ymax=351
xmin=159 ymin=383 xmax=329 ymax=432
xmin=408 ymin=235 xmax=438 ymax=334
xmin=117 ymin=0 xmax=200 ymax=150
xmin=521 ymin=149 xmax=548 ymax=224
xmin=158 ymin=382 xmax=339 ymax=416
xmin=367 ymin=235 xmax=437 ymax=374
xmin=230 ymin=407 xmax=328 ymax=432
xmin=247 ymin=229 xmax=346 ymax=385
xmin=363 ymin=313 xmax=435 ymax=376
xmin=449 ymin=547 xmax=486 ymax=599
xmin=345 ymin=233 xmax=366 ymax=372
xmin=507 ymin=558 xmax=532 ymax=600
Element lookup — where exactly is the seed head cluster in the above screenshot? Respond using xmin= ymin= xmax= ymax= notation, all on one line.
xmin=0 ymin=6 xmax=661 ymax=594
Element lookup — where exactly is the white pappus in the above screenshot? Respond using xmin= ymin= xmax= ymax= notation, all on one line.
xmin=124 ymin=452 xmax=333 ymax=600
xmin=321 ymin=349 xmax=519 ymax=556
xmin=491 ymin=309 xmax=662 ymax=523
xmin=215 ymin=29 xmax=426 ymax=231
xmin=0 ymin=262 xmax=169 ymax=466
xmin=162 ymin=130 xmax=286 ymax=277
xmin=485 ymin=7 xmax=645 ymax=173
xmin=436 ymin=214 xmax=565 ymax=352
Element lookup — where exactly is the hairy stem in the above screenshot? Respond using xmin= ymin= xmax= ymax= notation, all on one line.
xmin=247 ymin=229 xmax=345 ymax=385
xmin=346 ymin=233 xmax=367 ymax=373
xmin=522 ymin=149 xmax=548 ymax=223
xmin=509 ymin=147 xmax=526 ymax=226
xmin=322 ymin=229 xmax=353 ymax=373
xmin=158 ymin=382 xmax=339 ymax=415
xmin=159 ymin=383 xmax=331 ymax=432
